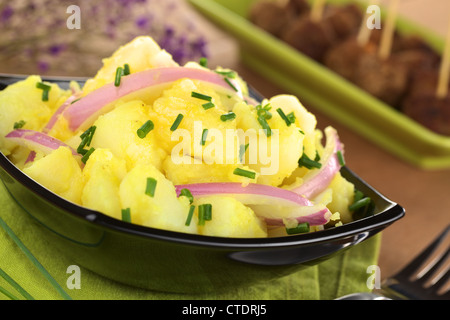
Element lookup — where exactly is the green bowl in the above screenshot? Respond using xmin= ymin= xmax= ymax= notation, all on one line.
xmin=189 ymin=0 xmax=450 ymax=169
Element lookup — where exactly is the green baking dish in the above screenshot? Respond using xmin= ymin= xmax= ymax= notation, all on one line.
xmin=188 ymin=0 xmax=450 ymax=170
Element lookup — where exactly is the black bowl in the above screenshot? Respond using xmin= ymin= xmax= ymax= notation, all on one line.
xmin=0 ymin=75 xmax=405 ymax=293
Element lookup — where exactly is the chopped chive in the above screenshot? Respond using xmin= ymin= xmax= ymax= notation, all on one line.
xmin=198 ymin=203 xmax=212 ymax=226
xmin=220 ymin=112 xmax=236 ymax=122
xmin=298 ymin=152 xmax=322 ymax=169
xmin=202 ymin=102 xmax=215 ymax=110
xmin=71 ymin=98 xmax=81 ymax=104
xmin=337 ymin=150 xmax=346 ymax=166
xmin=81 ymin=147 xmax=95 ymax=164
xmin=114 ymin=66 xmax=123 ymax=87
xmin=276 ymin=108 xmax=293 ymax=126
xmin=257 ymin=116 xmax=272 ymax=137
xmin=123 ymin=63 xmax=131 ymax=75
xmin=36 ymin=82 xmax=51 ymax=91
xmin=256 ymin=104 xmax=272 ymax=121
xmin=121 ymin=208 xmax=131 ymax=223
xmin=286 ymin=112 xmax=296 ymax=124
xmin=286 ymin=222 xmax=310 ymax=235
xmin=36 ymin=82 xmax=51 ymax=101
xmin=180 ymin=188 xmax=194 ymax=204
xmin=215 ymin=70 xmax=236 ymax=78
xmin=299 ymin=129 xmax=305 ymax=135
xmin=224 ymin=77 xmax=238 ymax=92
xmin=137 ymin=120 xmax=154 ymax=138
xmin=78 ymin=126 xmax=96 ymax=154
xmin=199 ymin=57 xmax=208 ymax=67
xmin=191 ymin=91 xmax=212 ymax=101
xmin=354 ymin=190 xmax=364 ymax=203
xmin=145 ymin=177 xmax=157 ymax=197
xmin=185 ymin=205 xmax=196 ymax=226
xmin=349 ymin=197 xmax=372 ymax=212
xmin=239 ymin=143 xmax=249 ymax=163
xmin=13 ymin=120 xmax=26 ymax=129
xmin=201 ymin=129 xmax=208 ymax=146
xmin=170 ymin=114 xmax=184 ymax=131
xmin=233 ymin=167 xmax=256 ymax=179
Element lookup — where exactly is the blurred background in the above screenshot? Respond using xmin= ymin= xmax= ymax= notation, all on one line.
xmin=0 ymin=0 xmax=238 ymax=76
xmin=0 ymin=0 xmax=448 ymax=76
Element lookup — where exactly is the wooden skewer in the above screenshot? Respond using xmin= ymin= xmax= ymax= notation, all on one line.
xmin=310 ymin=0 xmax=326 ymax=22
xmin=436 ymin=16 xmax=450 ymax=99
xmin=357 ymin=0 xmax=380 ymax=47
xmin=378 ymin=0 xmax=400 ymax=60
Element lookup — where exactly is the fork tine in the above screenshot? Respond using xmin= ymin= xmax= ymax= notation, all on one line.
xmin=416 ymin=248 xmax=450 ymax=284
xmin=394 ymin=225 xmax=450 ymax=281
xmin=431 ymin=267 xmax=449 ymax=295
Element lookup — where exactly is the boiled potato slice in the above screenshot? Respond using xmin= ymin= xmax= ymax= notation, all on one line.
xmin=119 ymin=164 xmax=197 ymax=234
xmin=0 ymin=75 xmax=70 ymax=155
xmin=90 ymin=100 xmax=167 ymax=171
xmin=81 ymin=148 xmax=127 ymax=220
xmin=23 ymin=146 xmax=83 ymax=204
xmin=194 ymin=196 xmax=267 ymax=238
xmin=82 ymin=36 xmax=178 ymax=94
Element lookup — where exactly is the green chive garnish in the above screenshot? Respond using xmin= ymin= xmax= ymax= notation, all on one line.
xmin=201 ymin=129 xmax=208 ymax=146
xmin=121 ymin=208 xmax=131 ymax=223
xmin=0 ymin=284 xmax=19 ymax=300
xmin=191 ymin=91 xmax=212 ymax=101
xmin=224 ymin=77 xmax=238 ymax=92
xmin=185 ymin=205 xmax=196 ymax=226
xmin=71 ymin=98 xmax=81 ymax=104
xmin=0 ymin=268 xmax=34 ymax=300
xmin=276 ymin=108 xmax=292 ymax=126
xmin=337 ymin=150 xmax=346 ymax=166
xmin=233 ymin=168 xmax=256 ymax=179
xmin=349 ymin=197 xmax=372 ymax=212
xmin=215 ymin=70 xmax=236 ymax=78
xmin=123 ymin=63 xmax=131 ymax=75
xmin=257 ymin=116 xmax=272 ymax=137
xmin=298 ymin=152 xmax=322 ymax=169
xmin=202 ymin=102 xmax=215 ymax=110
xmin=198 ymin=203 xmax=212 ymax=226
xmin=170 ymin=114 xmax=184 ymax=131
xmin=353 ymin=190 xmax=364 ymax=203
xmin=36 ymin=82 xmax=51 ymax=91
xmin=114 ymin=66 xmax=123 ymax=87
xmin=145 ymin=177 xmax=157 ymax=197
xmin=239 ymin=143 xmax=249 ymax=163
xmin=36 ymin=82 xmax=51 ymax=101
xmin=287 ymin=112 xmax=296 ymax=124
xmin=81 ymin=147 xmax=95 ymax=164
xmin=78 ymin=126 xmax=96 ymax=154
xmin=0 ymin=216 xmax=72 ymax=300
xmin=180 ymin=188 xmax=194 ymax=204
xmin=286 ymin=222 xmax=310 ymax=235
xmin=137 ymin=120 xmax=154 ymax=138
xmin=199 ymin=57 xmax=208 ymax=67
xmin=220 ymin=112 xmax=236 ymax=122
xmin=13 ymin=120 xmax=26 ymax=129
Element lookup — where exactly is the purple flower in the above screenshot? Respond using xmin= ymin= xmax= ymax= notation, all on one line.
xmin=0 ymin=6 xmax=13 ymax=22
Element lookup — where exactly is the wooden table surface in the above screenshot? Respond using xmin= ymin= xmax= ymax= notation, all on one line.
xmin=200 ymin=0 xmax=450 ymax=282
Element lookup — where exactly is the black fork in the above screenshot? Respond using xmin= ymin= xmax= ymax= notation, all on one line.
xmin=380 ymin=225 xmax=450 ymax=300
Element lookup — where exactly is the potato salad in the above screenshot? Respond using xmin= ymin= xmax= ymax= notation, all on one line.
xmin=0 ymin=36 xmax=371 ymax=238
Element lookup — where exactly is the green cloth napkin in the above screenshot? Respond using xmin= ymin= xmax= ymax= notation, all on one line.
xmin=0 ymin=181 xmax=381 ymax=300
